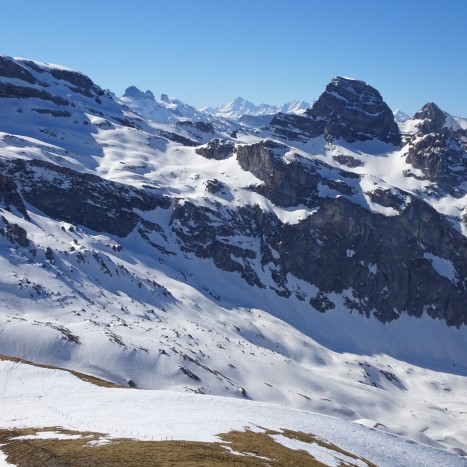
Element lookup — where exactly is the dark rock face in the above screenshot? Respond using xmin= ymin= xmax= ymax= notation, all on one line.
xmin=0 ymin=58 xmax=106 ymax=105
xmin=405 ymin=104 xmax=467 ymax=197
xmin=0 ymin=174 xmax=29 ymax=220
xmin=278 ymin=197 xmax=467 ymax=326
xmin=176 ymin=121 xmax=214 ymax=135
xmin=196 ymin=139 xmax=234 ymax=160
xmin=272 ymin=77 xmax=400 ymax=145
xmin=413 ymin=102 xmax=447 ymax=134
xmin=365 ymin=187 xmax=408 ymax=211
xmin=49 ymin=67 xmax=104 ymax=98
xmin=171 ymin=141 xmax=467 ymax=327
xmin=31 ymin=108 xmax=72 ymax=117
xmin=0 ymin=217 xmax=29 ymax=247
xmin=205 ymin=179 xmax=228 ymax=196
xmin=171 ymin=193 xmax=467 ymax=326
xmin=171 ymin=201 xmax=266 ymax=288
xmin=0 ymin=56 xmax=37 ymax=84
xmin=236 ymin=140 xmax=358 ymax=208
xmin=158 ymin=130 xmax=199 ymax=146
xmin=0 ymin=159 xmax=170 ymax=237
xmin=332 ymin=154 xmax=363 ymax=168
xmin=407 ymin=132 xmax=465 ymax=185
xmin=0 ymin=82 xmax=69 ymax=105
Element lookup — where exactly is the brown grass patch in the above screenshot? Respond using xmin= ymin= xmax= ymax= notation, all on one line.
xmin=0 ymin=426 xmax=376 ymax=467
xmin=0 ymin=354 xmax=122 ymax=388
xmin=278 ymin=429 xmax=377 ymax=467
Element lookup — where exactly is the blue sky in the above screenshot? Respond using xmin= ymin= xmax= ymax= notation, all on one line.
xmin=1 ymin=0 xmax=466 ymax=116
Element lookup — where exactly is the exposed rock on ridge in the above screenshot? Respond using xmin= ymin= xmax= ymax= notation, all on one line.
xmin=0 ymin=158 xmax=170 ymax=237
xmin=405 ymin=103 xmax=467 ymax=196
xmin=272 ymin=77 xmax=401 ymax=145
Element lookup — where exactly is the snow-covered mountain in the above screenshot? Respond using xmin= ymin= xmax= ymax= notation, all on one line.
xmin=393 ymin=108 xmax=409 ymax=122
xmin=202 ymin=96 xmax=310 ymax=120
xmin=1 ymin=55 xmax=467 ymax=461
xmin=121 ymin=85 xmax=212 ymax=124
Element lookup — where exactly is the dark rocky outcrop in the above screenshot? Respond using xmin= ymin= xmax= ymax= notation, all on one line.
xmin=158 ymin=130 xmax=199 ymax=147
xmin=272 ymin=77 xmax=401 ymax=145
xmin=0 ymin=217 xmax=29 ymax=247
xmin=49 ymin=67 xmax=103 ymax=98
xmin=236 ymin=140 xmax=358 ymax=207
xmin=0 ymin=159 xmax=170 ymax=237
xmin=0 ymin=82 xmax=69 ymax=105
xmin=332 ymin=154 xmax=363 ymax=168
xmin=0 ymin=174 xmax=29 ymax=220
xmin=31 ymin=108 xmax=72 ymax=117
xmin=196 ymin=139 xmax=234 ymax=160
xmin=365 ymin=187 xmax=408 ymax=211
xmin=177 ymin=121 xmax=214 ymax=134
xmin=412 ymin=102 xmax=447 ymax=134
xmin=405 ymin=104 xmax=467 ymax=196
xmin=205 ymin=179 xmax=227 ymax=195
xmin=171 ymin=193 xmax=467 ymax=326
xmin=171 ymin=201 xmax=265 ymax=288
xmin=277 ymin=197 xmax=467 ymax=326
xmin=0 ymin=56 xmax=37 ymax=84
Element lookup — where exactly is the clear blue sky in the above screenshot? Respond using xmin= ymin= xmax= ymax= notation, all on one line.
xmin=1 ymin=0 xmax=466 ymax=116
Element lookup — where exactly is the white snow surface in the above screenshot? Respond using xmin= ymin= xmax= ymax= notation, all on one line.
xmin=0 ymin=448 xmax=14 ymax=467
xmin=0 ymin=360 xmax=465 ymax=467
xmin=424 ymin=253 xmax=458 ymax=282
xmin=271 ymin=434 xmax=367 ymax=467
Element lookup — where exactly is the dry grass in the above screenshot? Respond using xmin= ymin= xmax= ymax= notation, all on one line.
xmin=0 ymin=354 xmax=122 ymax=388
xmin=278 ymin=429 xmax=377 ymax=467
xmin=0 ymin=355 xmax=377 ymax=466
xmin=0 ymin=426 xmax=377 ymax=467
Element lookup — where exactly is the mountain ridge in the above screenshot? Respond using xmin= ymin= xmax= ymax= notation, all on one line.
xmin=0 ymin=55 xmax=467 ymax=457
xmin=200 ymin=96 xmax=311 ymax=120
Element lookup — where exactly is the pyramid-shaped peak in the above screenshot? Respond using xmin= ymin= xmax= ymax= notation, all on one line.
xmin=413 ymin=102 xmax=447 ymax=133
xmin=304 ymin=76 xmax=400 ymax=145
xmin=233 ymin=96 xmax=248 ymax=103
xmin=414 ymin=102 xmax=445 ymax=121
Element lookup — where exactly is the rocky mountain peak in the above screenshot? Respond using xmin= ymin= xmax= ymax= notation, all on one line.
xmin=305 ymin=76 xmax=401 ymax=145
xmin=123 ymin=85 xmax=155 ymax=100
xmin=326 ymin=76 xmax=382 ymax=103
xmin=413 ymin=102 xmax=447 ymax=133
xmin=271 ymin=77 xmax=401 ymax=145
xmin=404 ymin=102 xmax=467 ymax=194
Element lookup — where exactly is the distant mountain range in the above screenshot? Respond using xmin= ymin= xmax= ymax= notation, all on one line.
xmin=201 ymin=96 xmax=311 ymax=120
xmin=0 ymin=54 xmax=467 ymax=460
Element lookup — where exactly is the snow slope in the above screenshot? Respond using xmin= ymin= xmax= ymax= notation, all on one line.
xmin=0 ymin=359 xmax=465 ymax=467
